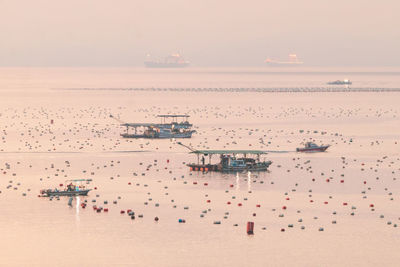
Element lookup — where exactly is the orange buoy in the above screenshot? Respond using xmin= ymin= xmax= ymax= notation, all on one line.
xmin=205 ymin=168 xmax=208 ymax=171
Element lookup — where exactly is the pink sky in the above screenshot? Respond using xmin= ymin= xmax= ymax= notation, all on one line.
xmin=0 ymin=0 xmax=399 ymax=66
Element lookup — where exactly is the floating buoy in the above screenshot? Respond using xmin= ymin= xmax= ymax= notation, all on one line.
xmin=120 ymin=210 xmax=125 ymax=214
xmin=247 ymin=221 xmax=254 ymax=235
xmin=154 ymin=217 xmax=159 ymax=221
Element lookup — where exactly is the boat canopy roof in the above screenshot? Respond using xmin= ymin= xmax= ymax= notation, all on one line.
xmin=121 ymin=123 xmax=159 ymax=127
xmin=157 ymin=114 xmax=190 ymax=118
xmin=66 ymin=179 xmax=93 ymax=182
xmin=190 ymin=150 xmax=267 ymax=155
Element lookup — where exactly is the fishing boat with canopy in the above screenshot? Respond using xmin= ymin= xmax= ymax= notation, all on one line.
xmin=178 ymin=142 xmax=272 ymax=172
xmin=110 ymin=114 xmax=196 ymax=139
xmin=39 ymin=179 xmax=92 ymax=197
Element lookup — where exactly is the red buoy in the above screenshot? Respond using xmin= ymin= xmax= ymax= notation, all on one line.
xmin=227 ymin=201 xmax=231 ymax=205
xmin=238 ymin=203 xmax=242 ymax=207
xmin=120 ymin=210 xmax=125 ymax=214
xmin=247 ymin=221 xmax=254 ymax=235
xmin=282 ymin=206 xmax=287 ymax=210
xmin=256 ymin=204 xmax=261 ymax=208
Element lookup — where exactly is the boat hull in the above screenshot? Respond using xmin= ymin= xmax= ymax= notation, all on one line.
xmin=188 ymin=161 xmax=272 ymax=172
xmin=42 ymin=189 xmax=91 ymax=197
xmin=144 ymin=62 xmax=189 ymax=68
xmin=121 ymin=131 xmax=194 ymax=139
xmin=296 ymin=146 xmax=329 ymax=152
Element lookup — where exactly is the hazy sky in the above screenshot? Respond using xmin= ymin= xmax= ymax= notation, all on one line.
xmin=0 ymin=0 xmax=399 ymax=67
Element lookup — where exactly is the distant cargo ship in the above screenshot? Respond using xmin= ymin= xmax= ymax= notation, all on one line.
xmin=327 ymin=79 xmax=352 ymax=85
xmin=264 ymin=54 xmax=304 ymax=66
xmin=144 ymin=53 xmax=190 ymax=68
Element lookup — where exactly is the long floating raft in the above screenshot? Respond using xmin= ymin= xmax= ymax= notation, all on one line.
xmin=57 ymin=87 xmax=400 ymax=93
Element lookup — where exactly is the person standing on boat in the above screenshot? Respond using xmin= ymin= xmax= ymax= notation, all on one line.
xmin=201 ymin=156 xmax=205 ymax=166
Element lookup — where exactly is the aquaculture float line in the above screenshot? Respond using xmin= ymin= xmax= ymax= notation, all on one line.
xmin=55 ymin=87 xmax=400 ymax=93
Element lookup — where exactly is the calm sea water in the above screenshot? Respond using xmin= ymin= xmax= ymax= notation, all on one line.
xmin=0 ymin=67 xmax=399 ymax=266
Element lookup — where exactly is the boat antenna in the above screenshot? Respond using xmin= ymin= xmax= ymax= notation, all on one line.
xmin=176 ymin=142 xmax=197 ymax=152
xmin=109 ymin=114 xmax=126 ymax=124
